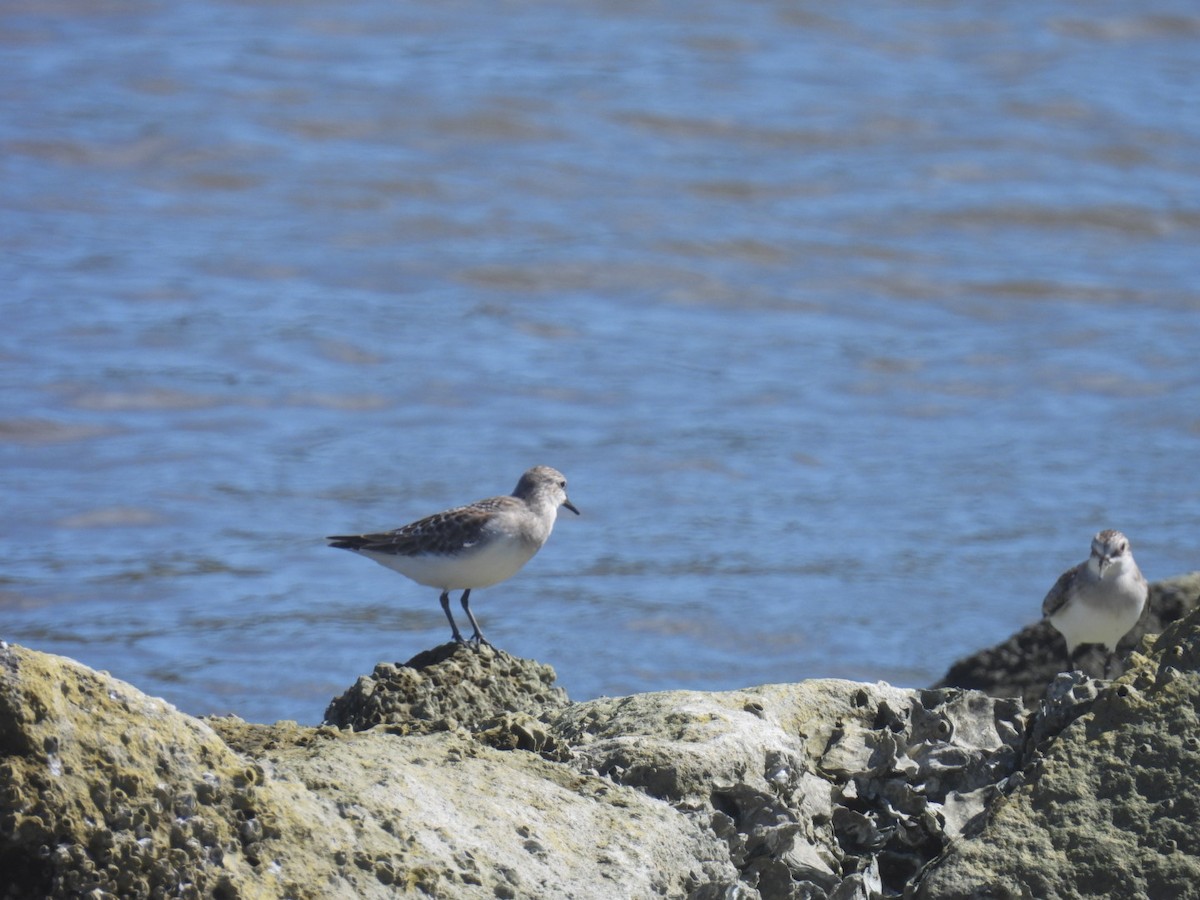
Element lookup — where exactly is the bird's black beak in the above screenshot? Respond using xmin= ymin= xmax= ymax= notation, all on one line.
xmin=563 ymin=499 xmax=580 ymax=515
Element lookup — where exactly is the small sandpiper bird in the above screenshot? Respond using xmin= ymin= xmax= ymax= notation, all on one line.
xmin=327 ymin=465 xmax=578 ymax=647
xmin=1041 ymin=529 xmax=1148 ymax=676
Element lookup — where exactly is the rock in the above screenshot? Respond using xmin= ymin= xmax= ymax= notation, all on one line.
xmin=934 ymin=573 xmax=1200 ymax=705
xmin=0 ymin=639 xmax=1026 ymax=900
xmin=0 ymin=643 xmax=737 ymax=899
xmin=915 ymin=605 xmax=1200 ymax=899
xmin=549 ymin=681 xmax=1027 ymax=898
xmin=5 ymin=575 xmax=1199 ymax=900
xmin=1024 ymin=671 xmax=1103 ymax=756
xmin=0 ymin=643 xmax=274 ymax=899
xmin=323 ymin=642 xmax=569 ymax=734
xmin=211 ymin=720 xmax=740 ymax=899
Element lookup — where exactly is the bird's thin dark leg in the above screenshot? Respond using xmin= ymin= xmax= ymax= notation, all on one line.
xmin=460 ymin=589 xmax=491 ymax=648
xmin=1103 ymin=650 xmax=1116 ymax=679
xmin=440 ymin=590 xmax=466 ymax=644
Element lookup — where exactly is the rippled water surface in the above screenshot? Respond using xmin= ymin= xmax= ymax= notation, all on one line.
xmin=3 ymin=0 xmax=1199 ymax=723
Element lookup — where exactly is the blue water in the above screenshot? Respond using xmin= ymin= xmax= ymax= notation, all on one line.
xmin=2 ymin=0 xmax=1198 ymax=723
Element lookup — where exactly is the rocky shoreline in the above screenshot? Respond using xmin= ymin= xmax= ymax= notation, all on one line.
xmin=2 ymin=573 xmax=1199 ymax=899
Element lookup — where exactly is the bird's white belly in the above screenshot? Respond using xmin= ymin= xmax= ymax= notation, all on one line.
xmin=361 ymin=537 xmax=538 ymax=591
xmin=1052 ymin=590 xmax=1144 ymax=652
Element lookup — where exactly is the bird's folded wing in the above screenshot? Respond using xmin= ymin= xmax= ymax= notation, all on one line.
xmin=1041 ymin=566 xmax=1079 ymax=617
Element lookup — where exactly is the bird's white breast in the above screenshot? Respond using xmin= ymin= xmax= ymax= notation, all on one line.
xmin=1052 ymin=567 xmax=1146 ymax=653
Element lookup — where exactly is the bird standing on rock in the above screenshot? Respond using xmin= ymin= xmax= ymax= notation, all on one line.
xmin=1041 ymin=529 xmax=1148 ymax=676
xmin=328 ymin=465 xmax=579 ymax=648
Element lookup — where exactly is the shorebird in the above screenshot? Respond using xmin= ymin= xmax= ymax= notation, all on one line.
xmin=1041 ymin=529 xmax=1148 ymax=676
xmin=327 ymin=465 xmax=578 ymax=647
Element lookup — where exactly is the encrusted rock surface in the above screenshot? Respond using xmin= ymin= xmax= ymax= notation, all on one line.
xmin=0 ymin=643 xmax=737 ymax=899
xmin=323 ymin=642 xmax=568 ymax=734
xmin=0 ymin=640 xmax=1030 ymax=900
xmin=3 ymin=573 xmax=1199 ymax=899
xmin=916 ymin=606 xmax=1200 ymax=899
xmin=0 ymin=644 xmax=275 ymax=899
xmin=552 ymin=682 xmax=1026 ymax=898
xmin=935 ymin=572 xmax=1200 ymax=704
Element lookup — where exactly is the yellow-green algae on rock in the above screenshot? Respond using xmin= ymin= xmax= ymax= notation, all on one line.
xmin=0 ymin=644 xmax=280 ymax=899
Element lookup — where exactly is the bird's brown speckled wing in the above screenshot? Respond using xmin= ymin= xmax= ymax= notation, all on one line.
xmin=1041 ymin=564 xmax=1081 ymax=618
xmin=328 ymin=496 xmax=518 ymax=557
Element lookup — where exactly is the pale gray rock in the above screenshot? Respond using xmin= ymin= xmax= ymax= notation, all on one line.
xmin=549 ymin=680 xmax=1027 ymax=898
